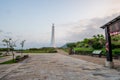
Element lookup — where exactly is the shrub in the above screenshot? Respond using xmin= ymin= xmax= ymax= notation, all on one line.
xmin=62 ymin=48 xmax=69 ymax=53
xmin=74 ymin=48 xmax=93 ymax=55
xmin=49 ymin=50 xmax=57 ymax=53
xmin=0 ymin=52 xmax=2 ymax=55
xmin=101 ymin=48 xmax=120 ymax=57
xmin=23 ymin=55 xmax=29 ymax=58
xmin=112 ymin=49 xmax=120 ymax=56
xmin=111 ymin=43 xmax=120 ymax=49
xmin=15 ymin=55 xmax=21 ymax=62
xmin=15 ymin=55 xmax=29 ymax=62
xmin=0 ymin=48 xmax=14 ymax=51
xmin=22 ymin=47 xmax=57 ymax=53
xmin=0 ymin=59 xmax=16 ymax=64
xmin=92 ymin=42 xmax=103 ymax=49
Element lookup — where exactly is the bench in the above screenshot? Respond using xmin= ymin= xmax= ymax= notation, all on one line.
xmin=92 ymin=50 xmax=102 ymax=57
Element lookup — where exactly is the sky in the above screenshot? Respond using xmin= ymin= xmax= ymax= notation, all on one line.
xmin=0 ymin=0 xmax=120 ymax=49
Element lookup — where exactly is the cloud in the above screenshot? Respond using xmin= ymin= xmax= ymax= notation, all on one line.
xmin=100 ymin=0 xmax=120 ymax=18
xmin=1 ymin=0 xmax=120 ymax=48
xmin=56 ymin=12 xmax=120 ymax=46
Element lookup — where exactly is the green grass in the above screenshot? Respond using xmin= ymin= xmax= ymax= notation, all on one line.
xmin=0 ymin=55 xmax=9 ymax=58
xmin=100 ymin=48 xmax=120 ymax=56
xmin=62 ymin=48 xmax=69 ymax=53
xmin=22 ymin=50 xmax=57 ymax=53
xmin=74 ymin=47 xmax=93 ymax=51
xmin=0 ymin=52 xmax=2 ymax=55
xmin=73 ymin=47 xmax=120 ymax=56
xmin=0 ymin=56 xmax=4 ymax=58
xmin=61 ymin=48 xmax=94 ymax=55
xmin=22 ymin=50 xmax=47 ymax=53
xmin=0 ymin=59 xmax=16 ymax=64
xmin=21 ymin=48 xmax=57 ymax=53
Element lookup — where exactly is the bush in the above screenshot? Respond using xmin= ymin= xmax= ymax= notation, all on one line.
xmin=23 ymin=55 xmax=29 ymax=58
xmin=66 ymin=43 xmax=76 ymax=48
xmin=15 ymin=55 xmax=29 ymax=62
xmin=0 ymin=48 xmax=14 ymax=51
xmin=0 ymin=59 xmax=16 ymax=64
xmin=101 ymin=49 xmax=106 ymax=56
xmin=22 ymin=47 xmax=57 ymax=53
xmin=62 ymin=48 xmax=69 ymax=53
xmin=15 ymin=55 xmax=22 ymax=62
xmin=112 ymin=49 xmax=120 ymax=56
xmin=74 ymin=48 xmax=93 ymax=55
xmin=49 ymin=50 xmax=57 ymax=53
xmin=101 ymin=48 xmax=120 ymax=57
xmin=0 ymin=52 xmax=2 ymax=55
xmin=16 ymin=55 xmax=21 ymax=58
xmin=73 ymin=47 xmax=120 ymax=57
xmin=92 ymin=42 xmax=103 ymax=49
xmin=111 ymin=43 xmax=120 ymax=49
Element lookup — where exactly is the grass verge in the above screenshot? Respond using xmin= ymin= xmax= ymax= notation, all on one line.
xmin=0 ymin=59 xmax=16 ymax=64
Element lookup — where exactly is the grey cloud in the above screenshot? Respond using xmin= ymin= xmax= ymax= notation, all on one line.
xmin=59 ymin=13 xmax=120 ymax=44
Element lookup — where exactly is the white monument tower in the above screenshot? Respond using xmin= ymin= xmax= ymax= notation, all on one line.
xmin=51 ymin=23 xmax=55 ymax=48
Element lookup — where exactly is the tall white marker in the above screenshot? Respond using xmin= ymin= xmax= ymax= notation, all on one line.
xmin=51 ymin=23 xmax=55 ymax=48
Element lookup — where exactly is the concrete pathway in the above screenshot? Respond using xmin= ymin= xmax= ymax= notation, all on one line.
xmin=0 ymin=53 xmax=120 ymax=80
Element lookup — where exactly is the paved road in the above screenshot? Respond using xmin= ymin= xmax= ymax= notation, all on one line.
xmin=0 ymin=53 xmax=120 ymax=80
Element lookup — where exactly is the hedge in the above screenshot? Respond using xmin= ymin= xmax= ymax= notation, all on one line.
xmin=74 ymin=48 xmax=93 ymax=55
xmin=74 ymin=48 xmax=120 ymax=57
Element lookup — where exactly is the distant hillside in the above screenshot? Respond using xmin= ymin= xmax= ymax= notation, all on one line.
xmin=61 ymin=44 xmax=68 ymax=48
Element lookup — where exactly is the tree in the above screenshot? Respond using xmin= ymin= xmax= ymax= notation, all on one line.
xmin=2 ymin=38 xmax=11 ymax=55
xmin=91 ymin=34 xmax=105 ymax=49
xmin=9 ymin=38 xmax=17 ymax=62
xmin=66 ymin=43 xmax=76 ymax=48
xmin=111 ymin=34 xmax=120 ymax=49
xmin=20 ymin=40 xmax=26 ymax=56
xmin=2 ymin=38 xmax=16 ymax=61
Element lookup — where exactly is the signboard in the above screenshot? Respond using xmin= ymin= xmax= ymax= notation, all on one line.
xmin=109 ymin=20 xmax=120 ymax=35
xmin=100 ymin=15 xmax=120 ymax=67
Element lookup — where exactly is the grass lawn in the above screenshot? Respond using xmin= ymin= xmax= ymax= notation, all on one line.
xmin=0 ymin=59 xmax=16 ymax=64
xmin=0 ymin=55 xmax=8 ymax=58
xmin=19 ymin=47 xmax=57 ymax=53
xmin=0 ymin=56 xmax=4 ymax=58
xmin=62 ymin=48 xmax=69 ymax=53
xmin=21 ymin=50 xmax=57 ymax=53
xmin=22 ymin=50 xmax=53 ymax=53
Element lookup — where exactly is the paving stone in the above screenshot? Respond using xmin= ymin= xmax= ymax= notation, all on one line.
xmin=0 ymin=53 xmax=120 ymax=80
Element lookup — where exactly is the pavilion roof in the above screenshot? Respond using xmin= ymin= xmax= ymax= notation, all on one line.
xmin=101 ymin=15 xmax=120 ymax=29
